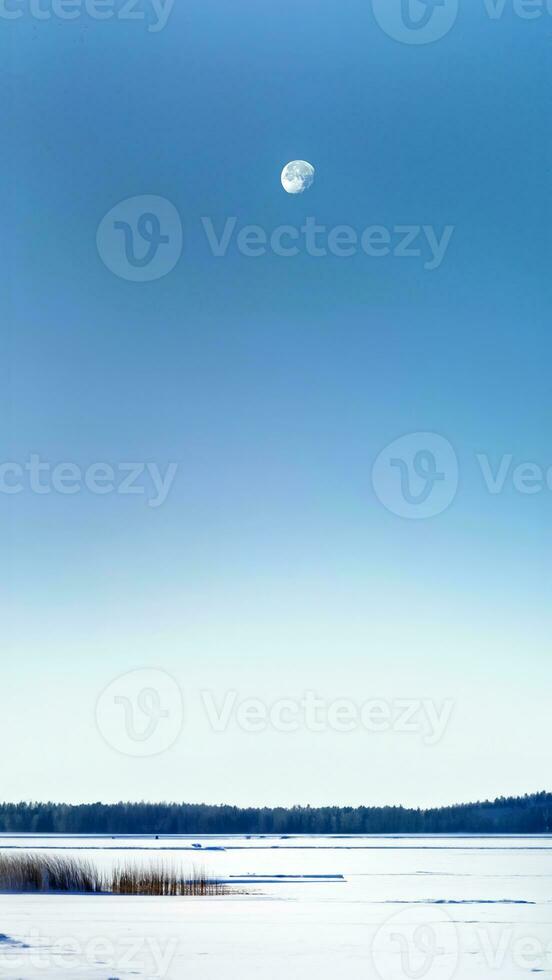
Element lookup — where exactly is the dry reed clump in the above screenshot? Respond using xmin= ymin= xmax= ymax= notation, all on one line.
xmin=112 ymin=863 xmax=226 ymax=896
xmin=0 ymin=853 xmax=226 ymax=896
xmin=0 ymin=853 xmax=104 ymax=893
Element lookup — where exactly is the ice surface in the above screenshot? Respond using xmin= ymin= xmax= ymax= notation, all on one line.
xmin=0 ymin=835 xmax=551 ymax=978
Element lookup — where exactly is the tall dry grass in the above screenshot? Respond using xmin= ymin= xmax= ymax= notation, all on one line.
xmin=0 ymin=853 xmax=103 ymax=893
xmin=0 ymin=853 xmax=226 ymax=896
xmin=112 ymin=863 xmax=225 ymax=896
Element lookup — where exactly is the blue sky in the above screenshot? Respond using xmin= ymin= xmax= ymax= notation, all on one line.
xmin=2 ymin=0 xmax=551 ymax=807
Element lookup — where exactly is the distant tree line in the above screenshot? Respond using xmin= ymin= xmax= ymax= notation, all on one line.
xmin=0 ymin=793 xmax=550 ymax=835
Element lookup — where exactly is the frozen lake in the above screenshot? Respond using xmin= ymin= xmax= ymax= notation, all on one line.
xmin=0 ymin=834 xmax=551 ymax=978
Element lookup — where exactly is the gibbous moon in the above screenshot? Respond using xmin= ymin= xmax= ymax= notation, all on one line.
xmin=281 ymin=160 xmax=315 ymax=195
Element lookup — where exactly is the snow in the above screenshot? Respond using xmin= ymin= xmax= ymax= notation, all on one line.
xmin=0 ymin=835 xmax=551 ymax=978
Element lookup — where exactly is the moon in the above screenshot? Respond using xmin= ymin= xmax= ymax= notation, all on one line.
xmin=281 ymin=160 xmax=315 ymax=195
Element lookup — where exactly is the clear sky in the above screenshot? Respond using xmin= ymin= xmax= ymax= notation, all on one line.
xmin=2 ymin=0 xmax=551 ymax=808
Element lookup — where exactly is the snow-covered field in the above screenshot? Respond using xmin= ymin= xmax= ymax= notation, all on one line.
xmin=0 ymin=834 xmax=551 ymax=978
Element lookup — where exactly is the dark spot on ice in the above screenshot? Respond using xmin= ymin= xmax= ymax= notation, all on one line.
xmin=0 ymin=934 xmax=29 ymax=948
xmin=381 ymin=899 xmax=536 ymax=905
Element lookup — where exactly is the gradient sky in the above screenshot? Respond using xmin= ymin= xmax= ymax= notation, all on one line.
xmin=2 ymin=0 xmax=551 ymax=808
